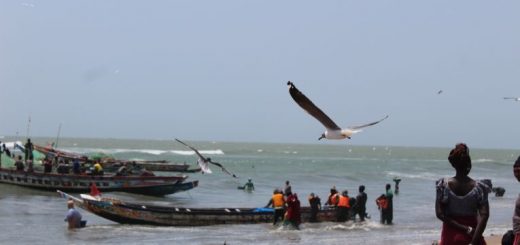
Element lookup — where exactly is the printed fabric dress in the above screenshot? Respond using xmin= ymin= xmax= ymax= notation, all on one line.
xmin=436 ymin=178 xmax=491 ymax=245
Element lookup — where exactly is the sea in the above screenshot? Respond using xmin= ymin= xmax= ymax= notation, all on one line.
xmin=0 ymin=137 xmax=518 ymax=245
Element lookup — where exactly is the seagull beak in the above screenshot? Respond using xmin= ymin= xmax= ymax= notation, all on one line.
xmin=318 ymin=135 xmax=324 ymax=140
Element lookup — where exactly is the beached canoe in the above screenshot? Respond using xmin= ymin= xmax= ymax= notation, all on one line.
xmin=57 ymin=191 xmax=337 ymax=226
xmin=0 ymin=168 xmax=197 ymax=196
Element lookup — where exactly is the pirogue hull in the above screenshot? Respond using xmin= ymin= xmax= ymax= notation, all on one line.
xmin=0 ymin=168 xmax=196 ymax=196
xmin=58 ymin=191 xmax=338 ymax=226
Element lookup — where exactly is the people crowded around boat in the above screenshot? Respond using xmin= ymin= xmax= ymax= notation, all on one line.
xmin=26 ymin=159 xmax=34 ymax=173
xmin=57 ymin=159 xmax=70 ymax=174
xmin=376 ymin=184 xmax=394 ymax=225
xmin=15 ymin=155 xmax=24 ymax=171
xmin=325 ymin=186 xmax=339 ymax=206
xmin=435 ymin=143 xmax=490 ymax=245
xmin=284 ymin=180 xmax=292 ymax=196
xmin=284 ymin=193 xmax=301 ymax=229
xmin=116 ymin=162 xmax=129 ymax=176
xmin=72 ymin=159 xmax=81 ymax=175
xmin=265 ymin=189 xmax=285 ymax=225
xmin=2 ymin=143 xmax=11 ymax=158
xmin=336 ymin=190 xmax=351 ymax=222
xmin=92 ymin=162 xmax=104 ymax=175
xmin=376 ymin=194 xmax=388 ymax=222
xmin=308 ymin=192 xmax=321 ymax=222
xmin=43 ymin=158 xmax=52 ymax=173
xmin=64 ymin=200 xmax=83 ymax=229
xmin=354 ymin=185 xmax=368 ymax=222
xmin=24 ymin=138 xmax=34 ymax=161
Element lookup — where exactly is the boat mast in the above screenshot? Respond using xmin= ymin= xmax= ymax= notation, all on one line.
xmin=25 ymin=116 xmax=31 ymax=141
xmin=55 ymin=123 xmax=62 ymax=149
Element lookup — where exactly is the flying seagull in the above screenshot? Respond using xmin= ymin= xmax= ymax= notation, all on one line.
xmin=504 ymin=97 xmax=520 ymax=101
xmin=437 ymin=90 xmax=443 ymax=95
xmin=287 ymin=81 xmax=389 ymax=140
xmin=175 ymin=139 xmax=238 ymax=178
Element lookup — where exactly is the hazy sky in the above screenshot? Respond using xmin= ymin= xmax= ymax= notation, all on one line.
xmin=1 ymin=1 xmax=519 ymax=149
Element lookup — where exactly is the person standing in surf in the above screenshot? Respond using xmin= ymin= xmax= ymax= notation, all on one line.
xmin=284 ymin=180 xmax=292 ymax=196
xmin=354 ymin=185 xmax=368 ymax=222
xmin=308 ymin=193 xmax=321 ymax=222
xmin=64 ymin=200 xmax=83 ymax=229
xmin=265 ymin=189 xmax=285 ymax=225
xmin=435 ymin=143 xmax=490 ymax=245
xmin=284 ymin=193 xmax=301 ymax=229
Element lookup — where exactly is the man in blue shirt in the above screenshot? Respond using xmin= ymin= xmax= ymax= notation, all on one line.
xmin=65 ymin=200 xmax=83 ymax=229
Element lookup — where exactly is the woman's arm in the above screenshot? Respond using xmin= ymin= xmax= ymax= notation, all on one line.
xmin=436 ymin=199 xmax=469 ymax=232
xmin=470 ymin=202 xmax=489 ymax=245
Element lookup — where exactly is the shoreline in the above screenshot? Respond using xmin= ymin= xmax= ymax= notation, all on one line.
xmin=486 ymin=234 xmax=503 ymax=245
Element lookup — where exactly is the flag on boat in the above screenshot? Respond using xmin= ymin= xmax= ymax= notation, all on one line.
xmin=90 ymin=182 xmax=101 ymax=197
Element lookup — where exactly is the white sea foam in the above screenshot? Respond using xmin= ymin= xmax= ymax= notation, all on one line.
xmin=62 ymin=147 xmax=226 ymax=156
xmin=473 ymin=158 xmax=495 ymax=163
xmin=386 ymin=171 xmax=439 ymax=181
xmin=67 ymin=148 xmax=167 ymax=155
xmin=323 ymin=220 xmax=383 ymax=231
xmin=170 ymin=150 xmax=225 ymax=156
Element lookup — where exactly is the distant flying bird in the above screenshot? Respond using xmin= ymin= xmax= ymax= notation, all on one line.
xmin=175 ymin=139 xmax=238 ymax=178
xmin=287 ymin=81 xmax=389 ymax=140
xmin=504 ymin=97 xmax=520 ymax=101
xmin=437 ymin=90 xmax=443 ymax=95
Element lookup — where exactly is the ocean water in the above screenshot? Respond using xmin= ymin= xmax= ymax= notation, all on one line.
xmin=0 ymin=137 xmax=519 ymax=245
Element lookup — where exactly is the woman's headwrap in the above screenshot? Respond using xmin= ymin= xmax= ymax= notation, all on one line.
xmin=448 ymin=143 xmax=471 ymax=168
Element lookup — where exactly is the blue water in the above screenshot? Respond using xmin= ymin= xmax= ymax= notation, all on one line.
xmin=0 ymin=137 xmax=518 ymax=244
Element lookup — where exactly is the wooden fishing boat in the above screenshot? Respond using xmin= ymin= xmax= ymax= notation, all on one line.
xmin=102 ymin=161 xmax=201 ymax=173
xmin=57 ymin=191 xmax=338 ymax=226
xmin=0 ymin=168 xmax=197 ymax=196
xmin=33 ymin=144 xmax=89 ymax=162
xmin=33 ymin=144 xmax=200 ymax=173
xmin=136 ymin=162 xmax=199 ymax=172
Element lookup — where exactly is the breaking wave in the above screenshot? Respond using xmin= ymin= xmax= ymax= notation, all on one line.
xmin=170 ymin=150 xmax=225 ymax=156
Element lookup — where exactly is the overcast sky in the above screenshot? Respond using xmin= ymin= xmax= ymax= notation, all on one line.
xmin=1 ymin=1 xmax=519 ymax=149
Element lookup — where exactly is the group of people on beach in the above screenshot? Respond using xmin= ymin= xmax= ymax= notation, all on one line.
xmin=264 ymin=181 xmax=302 ymax=229
xmin=257 ymin=143 xmax=520 ymax=245
xmin=325 ymin=183 xmax=394 ymax=224
xmin=264 ymin=180 xmax=396 ymax=228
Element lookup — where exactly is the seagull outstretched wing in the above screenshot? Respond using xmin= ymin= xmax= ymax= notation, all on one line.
xmin=348 ymin=115 xmax=389 ymax=131
xmin=287 ymin=81 xmax=340 ymax=130
xmin=175 ymin=138 xmax=208 ymax=161
xmin=175 ymin=138 xmax=236 ymax=178
xmin=208 ymin=160 xmax=238 ymax=178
